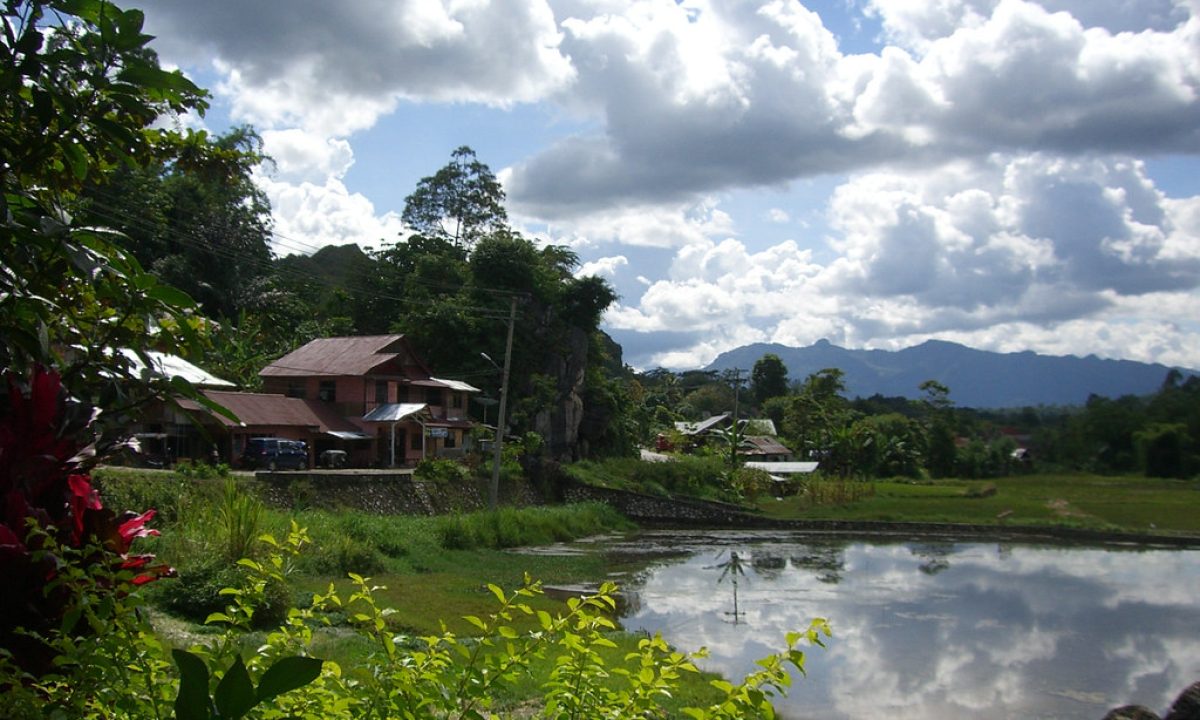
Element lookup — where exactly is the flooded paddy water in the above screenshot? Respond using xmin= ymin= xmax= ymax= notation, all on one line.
xmin=520 ymin=530 xmax=1200 ymax=719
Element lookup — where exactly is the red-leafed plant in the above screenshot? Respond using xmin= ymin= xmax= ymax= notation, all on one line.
xmin=0 ymin=367 xmax=171 ymax=674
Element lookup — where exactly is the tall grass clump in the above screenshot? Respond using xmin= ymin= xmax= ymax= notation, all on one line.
xmin=796 ymin=476 xmax=876 ymax=508
xmin=216 ymin=476 xmax=263 ymax=563
xmin=435 ymin=502 xmax=631 ymax=550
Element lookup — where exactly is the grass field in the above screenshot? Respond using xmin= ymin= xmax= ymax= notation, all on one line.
xmin=753 ymin=474 xmax=1200 ymax=534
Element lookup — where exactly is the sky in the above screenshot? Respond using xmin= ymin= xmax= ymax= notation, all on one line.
xmin=132 ymin=0 xmax=1200 ymax=371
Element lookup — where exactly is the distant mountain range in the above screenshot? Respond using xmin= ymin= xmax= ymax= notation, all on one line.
xmin=705 ymin=339 xmax=1195 ymax=409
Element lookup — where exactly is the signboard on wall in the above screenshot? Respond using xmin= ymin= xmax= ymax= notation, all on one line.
xmin=428 ymin=427 xmax=449 ymax=438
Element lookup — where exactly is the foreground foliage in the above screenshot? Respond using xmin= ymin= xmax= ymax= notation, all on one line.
xmin=2 ymin=522 xmax=830 ymax=719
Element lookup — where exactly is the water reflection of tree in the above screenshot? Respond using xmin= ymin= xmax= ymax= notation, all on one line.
xmin=790 ymin=545 xmax=846 ymax=584
xmin=910 ymin=542 xmax=954 ymax=575
xmin=713 ymin=551 xmax=748 ymax=624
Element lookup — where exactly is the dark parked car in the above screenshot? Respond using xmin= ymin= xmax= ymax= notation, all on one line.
xmin=241 ymin=438 xmax=308 ymax=470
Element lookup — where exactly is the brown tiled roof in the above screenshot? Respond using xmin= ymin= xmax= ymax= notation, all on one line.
xmin=259 ymin=335 xmax=431 ymax=378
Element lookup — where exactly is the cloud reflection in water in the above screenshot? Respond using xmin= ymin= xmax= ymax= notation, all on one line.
xmin=616 ymin=533 xmax=1200 ymax=720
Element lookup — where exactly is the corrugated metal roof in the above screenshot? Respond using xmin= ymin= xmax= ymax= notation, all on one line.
xmin=260 ymin=335 xmax=431 ymax=378
xmin=744 ymin=461 xmax=819 ymax=474
xmin=122 ymin=349 xmax=234 ymax=388
xmin=180 ymin=391 xmax=316 ymax=428
xmin=673 ymin=413 xmax=731 ymax=435
xmin=742 ymin=436 xmax=793 ymax=455
xmin=432 ymin=377 xmax=482 ymax=393
xmin=180 ymin=391 xmax=365 ymax=435
xmin=362 ymin=402 xmax=427 ymax=423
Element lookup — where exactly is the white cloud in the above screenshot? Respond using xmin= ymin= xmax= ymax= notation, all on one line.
xmin=257 ymin=174 xmax=406 ymax=256
xmin=576 ymin=255 xmax=628 ymax=278
xmin=513 ymin=199 xmax=737 ymax=250
xmin=261 ymin=129 xmax=355 ymax=184
xmin=867 ymin=0 xmax=1190 ymax=52
xmin=609 ymin=154 xmax=1200 ymax=369
xmin=767 ymin=208 xmax=790 ymax=223
xmin=138 ymin=0 xmax=575 ymax=136
xmin=508 ymin=0 xmax=1200 ymax=216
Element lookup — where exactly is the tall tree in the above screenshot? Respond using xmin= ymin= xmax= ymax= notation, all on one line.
xmin=751 ymin=353 xmax=789 ymax=405
xmin=82 ymin=126 xmax=274 ymax=319
xmin=401 ymin=145 xmax=507 ymax=249
xmin=920 ymin=380 xmax=958 ymax=477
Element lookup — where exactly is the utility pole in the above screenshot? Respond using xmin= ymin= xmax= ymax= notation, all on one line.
xmin=730 ymin=368 xmax=743 ymax=471
xmin=488 ymin=296 xmax=517 ymax=510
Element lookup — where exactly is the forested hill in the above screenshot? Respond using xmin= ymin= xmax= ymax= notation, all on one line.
xmin=706 ymin=339 xmax=1196 ymax=408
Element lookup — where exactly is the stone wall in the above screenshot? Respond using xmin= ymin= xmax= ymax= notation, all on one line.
xmin=252 ymin=470 xmax=541 ymax=515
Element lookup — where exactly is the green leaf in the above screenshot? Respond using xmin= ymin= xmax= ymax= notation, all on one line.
xmin=256 ymin=656 xmax=324 ymax=703
xmin=214 ymin=655 xmax=256 ymax=720
xmin=61 ymin=140 xmax=88 ymax=180
xmin=171 ymin=649 xmax=212 ymax=720
xmin=487 ymin=583 xmax=506 ymax=605
xmin=117 ymin=64 xmax=202 ymax=94
xmin=147 ymin=282 xmax=196 ymax=308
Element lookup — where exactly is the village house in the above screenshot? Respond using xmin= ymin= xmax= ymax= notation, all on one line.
xmin=132 ymin=335 xmax=480 ymax=469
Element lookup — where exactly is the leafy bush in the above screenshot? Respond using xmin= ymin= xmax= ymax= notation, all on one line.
xmin=733 ymin=467 xmax=775 ymax=502
xmin=414 ymin=457 xmax=469 ymax=485
xmin=173 ymin=459 xmax=231 ymax=480
xmin=2 ymin=516 xmax=833 ymax=720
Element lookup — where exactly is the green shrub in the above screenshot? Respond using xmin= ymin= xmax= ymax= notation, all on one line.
xmin=92 ymin=468 xmax=196 ymax=525
xmin=155 ymin=559 xmax=288 ymax=628
xmin=173 ymin=459 xmax=230 ymax=480
xmin=414 ymin=458 xmax=469 ymax=485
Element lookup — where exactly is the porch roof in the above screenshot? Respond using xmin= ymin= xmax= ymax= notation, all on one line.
xmin=362 ymin=402 xmax=428 ymax=423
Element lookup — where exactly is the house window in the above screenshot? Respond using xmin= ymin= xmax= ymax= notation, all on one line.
xmin=318 ymin=380 xmax=336 ymax=402
xmin=426 ymin=387 xmax=442 ymax=405
xmin=452 ymin=392 xmax=463 ymax=409
xmin=410 ymin=431 xmax=422 ymax=450
xmin=396 ymin=385 xmax=409 ymax=402
xmin=444 ymin=430 xmax=457 ymax=449
xmin=375 ymin=380 xmax=388 ymax=405
xmin=286 ymin=381 xmax=306 ymax=399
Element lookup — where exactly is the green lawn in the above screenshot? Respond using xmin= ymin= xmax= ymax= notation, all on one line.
xmin=753 ymin=474 xmax=1200 ymax=534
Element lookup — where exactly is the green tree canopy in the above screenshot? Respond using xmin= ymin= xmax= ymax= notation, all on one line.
xmin=751 ymin=353 xmax=789 ymax=404
xmin=1 ymin=0 xmax=225 ymax=418
xmin=82 ymin=126 xmax=274 ymax=320
xmin=401 ymin=145 xmax=507 ymax=249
